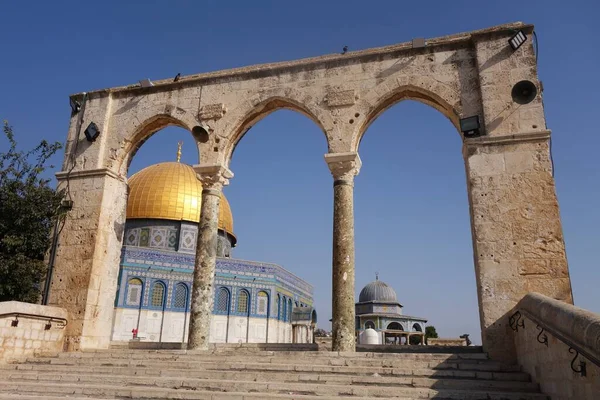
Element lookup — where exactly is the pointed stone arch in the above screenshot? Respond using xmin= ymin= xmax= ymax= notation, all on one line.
xmin=221 ymin=87 xmax=335 ymax=165
xmin=115 ymin=113 xmax=196 ymax=177
xmin=353 ymin=77 xmax=463 ymax=152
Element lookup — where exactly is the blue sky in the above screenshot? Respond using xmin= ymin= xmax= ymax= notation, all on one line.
xmin=1 ymin=1 xmax=598 ymax=342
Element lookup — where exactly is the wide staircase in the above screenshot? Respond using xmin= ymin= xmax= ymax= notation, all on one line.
xmin=0 ymin=345 xmax=549 ymax=399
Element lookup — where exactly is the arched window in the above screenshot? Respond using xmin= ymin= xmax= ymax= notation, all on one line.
xmin=237 ymin=289 xmax=250 ymax=314
xmin=365 ymin=321 xmax=375 ymax=330
xmin=126 ymin=278 xmax=143 ymax=306
xmin=173 ymin=283 xmax=188 ymax=309
xmin=151 ymin=282 xmax=166 ymax=307
xmin=282 ymin=296 xmax=287 ymax=321
xmin=216 ymin=287 xmax=230 ymax=313
xmin=288 ymin=299 xmax=292 ymax=322
xmin=412 ymin=323 xmax=423 ymax=332
xmin=257 ymin=291 xmax=269 ymax=315
xmin=276 ymin=294 xmax=281 ymax=320
xmin=387 ymin=322 xmax=403 ymax=331
xmin=295 ymin=301 xmax=299 ymax=308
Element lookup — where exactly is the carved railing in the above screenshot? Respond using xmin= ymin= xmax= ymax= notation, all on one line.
xmin=510 ymin=292 xmax=600 ymax=377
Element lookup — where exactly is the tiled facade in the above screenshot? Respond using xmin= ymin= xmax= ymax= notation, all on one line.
xmin=112 ymin=219 xmax=313 ymax=342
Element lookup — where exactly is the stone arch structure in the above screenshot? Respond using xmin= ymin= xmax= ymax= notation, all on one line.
xmin=50 ymin=22 xmax=572 ymax=362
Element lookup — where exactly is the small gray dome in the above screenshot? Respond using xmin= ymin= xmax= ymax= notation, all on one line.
xmin=359 ymin=280 xmax=397 ymax=302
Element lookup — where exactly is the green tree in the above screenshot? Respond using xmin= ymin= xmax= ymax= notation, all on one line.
xmin=0 ymin=121 xmax=63 ymax=303
xmin=424 ymin=325 xmax=438 ymax=344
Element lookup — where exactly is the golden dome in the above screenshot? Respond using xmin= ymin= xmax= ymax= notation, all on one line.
xmin=126 ymin=162 xmax=234 ymax=238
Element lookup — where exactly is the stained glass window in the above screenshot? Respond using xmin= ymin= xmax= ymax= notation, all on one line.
xmin=216 ymin=288 xmax=230 ymax=312
xmin=365 ymin=321 xmax=375 ymax=329
xmin=151 ymin=282 xmax=165 ymax=307
xmin=276 ymin=294 xmax=281 ymax=320
xmin=282 ymin=296 xmax=287 ymax=321
xmin=126 ymin=278 xmax=143 ymax=306
xmin=139 ymin=228 xmax=150 ymax=247
xmin=257 ymin=291 xmax=268 ymax=315
xmin=174 ymin=283 xmax=188 ymax=309
xmin=237 ymin=290 xmax=249 ymax=314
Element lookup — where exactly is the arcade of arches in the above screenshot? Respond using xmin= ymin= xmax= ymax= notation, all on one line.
xmin=49 ymin=22 xmax=572 ymax=363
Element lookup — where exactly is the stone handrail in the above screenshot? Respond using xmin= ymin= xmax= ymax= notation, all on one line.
xmin=0 ymin=312 xmax=68 ymax=326
xmin=0 ymin=301 xmax=69 ymax=325
xmin=516 ymin=292 xmax=600 ymax=367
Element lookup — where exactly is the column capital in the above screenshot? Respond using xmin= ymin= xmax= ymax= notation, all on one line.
xmin=324 ymin=152 xmax=362 ymax=183
xmin=192 ymin=164 xmax=234 ymax=192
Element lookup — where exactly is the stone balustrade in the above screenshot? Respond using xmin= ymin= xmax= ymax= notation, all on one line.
xmin=512 ymin=292 xmax=600 ymax=399
xmin=0 ymin=301 xmax=68 ymax=363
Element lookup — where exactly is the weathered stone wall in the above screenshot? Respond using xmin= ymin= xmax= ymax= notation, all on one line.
xmin=48 ymin=22 xmax=573 ymax=357
xmin=0 ymin=302 xmax=68 ymax=363
xmin=512 ymin=293 xmax=600 ymax=399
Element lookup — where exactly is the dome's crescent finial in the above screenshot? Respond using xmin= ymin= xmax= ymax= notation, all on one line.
xmin=376 ymin=272 xmax=379 ymax=281
xmin=176 ymin=141 xmax=183 ymax=162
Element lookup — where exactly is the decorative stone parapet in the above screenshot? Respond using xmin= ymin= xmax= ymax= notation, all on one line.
xmin=427 ymin=338 xmax=468 ymax=346
xmin=0 ymin=301 xmax=68 ymax=363
xmin=512 ymin=293 xmax=600 ymax=399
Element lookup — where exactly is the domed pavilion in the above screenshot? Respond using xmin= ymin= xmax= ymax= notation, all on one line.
xmin=111 ymin=151 xmax=315 ymax=345
xmin=356 ymin=275 xmax=427 ymax=345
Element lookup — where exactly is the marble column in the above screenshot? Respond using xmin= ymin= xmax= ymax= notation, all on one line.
xmin=188 ymin=164 xmax=233 ymax=350
xmin=325 ymin=152 xmax=362 ymax=352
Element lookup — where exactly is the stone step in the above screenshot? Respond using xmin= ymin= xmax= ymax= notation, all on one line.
xmin=58 ymin=349 xmax=491 ymax=360
xmin=0 ymin=379 xmax=550 ymax=399
xmin=23 ymin=356 xmax=521 ymax=372
xmin=0 ymin=388 xmax=402 ymax=400
xmin=0 ymin=369 xmax=539 ymax=393
xmin=0 ymin=362 xmax=532 ymax=382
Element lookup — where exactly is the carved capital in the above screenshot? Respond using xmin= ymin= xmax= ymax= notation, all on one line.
xmin=324 ymin=152 xmax=362 ymax=182
xmin=192 ymin=164 xmax=234 ymax=192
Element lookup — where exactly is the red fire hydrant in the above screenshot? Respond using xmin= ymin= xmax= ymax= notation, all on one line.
xmin=132 ymin=328 xmax=138 ymax=339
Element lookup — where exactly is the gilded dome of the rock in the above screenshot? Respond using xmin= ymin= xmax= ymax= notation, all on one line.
xmin=126 ymin=162 xmax=234 ymax=237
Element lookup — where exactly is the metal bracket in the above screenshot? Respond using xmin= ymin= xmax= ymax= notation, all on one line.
xmin=536 ymin=325 xmax=548 ymax=347
xmin=509 ymin=311 xmax=525 ymax=332
xmin=569 ymin=347 xmax=587 ymax=377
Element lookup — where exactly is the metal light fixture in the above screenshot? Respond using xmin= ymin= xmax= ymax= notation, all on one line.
xmin=139 ymin=78 xmax=154 ymax=88
xmin=44 ymin=321 xmax=52 ymax=331
xmin=509 ymin=30 xmax=527 ymax=51
xmin=11 ymin=317 xmax=18 ymax=327
xmin=84 ymin=122 xmax=100 ymax=142
xmin=460 ymin=115 xmax=481 ymax=138
xmin=69 ymin=98 xmax=81 ymax=114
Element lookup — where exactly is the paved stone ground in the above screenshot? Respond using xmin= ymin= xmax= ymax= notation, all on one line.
xmin=0 ymin=346 xmax=550 ymax=399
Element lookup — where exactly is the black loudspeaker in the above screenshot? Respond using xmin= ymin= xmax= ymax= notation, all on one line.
xmin=84 ymin=122 xmax=100 ymax=142
xmin=511 ymin=80 xmax=538 ymax=105
xmin=192 ymin=124 xmax=210 ymax=143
